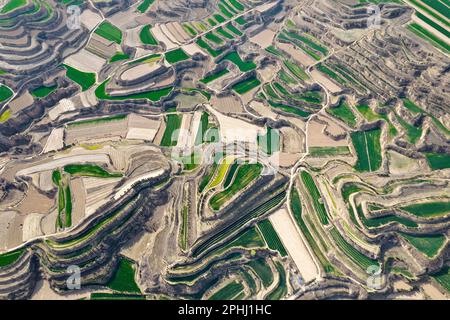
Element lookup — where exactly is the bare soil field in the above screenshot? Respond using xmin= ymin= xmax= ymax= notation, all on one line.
xmin=277 ymin=42 xmax=316 ymax=67
xmin=307 ymin=119 xmax=348 ymax=147
xmin=250 ymin=29 xmax=277 ymax=49
xmin=269 ymin=208 xmax=319 ymax=283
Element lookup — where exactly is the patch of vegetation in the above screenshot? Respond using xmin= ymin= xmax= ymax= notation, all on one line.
xmin=200 ymin=69 xmax=229 ymax=84
xmin=326 ymin=100 xmax=357 ymax=127
xmin=283 ymin=60 xmax=309 ymax=81
xmin=225 ymin=22 xmax=243 ymax=36
xmin=408 ymin=23 xmax=450 ymax=53
xmin=317 ymin=64 xmax=346 ymax=85
xmin=68 ymin=114 xmax=127 ymax=127
xmin=265 ymin=262 xmax=287 ymax=300
xmin=425 ymin=152 xmax=450 ymax=170
xmin=399 ymin=233 xmax=446 ymax=258
xmin=65 ymin=185 xmax=72 ymax=227
xmin=357 ymin=204 xmax=418 ymax=229
xmin=223 ymin=161 xmax=239 ymax=189
xmin=0 ymin=0 xmax=26 ymax=14
xmin=355 ymin=104 xmax=397 ymax=138
xmin=394 ymin=113 xmax=422 ymax=144
xmin=160 ymin=114 xmax=182 ymax=147
xmin=258 ymin=127 xmax=280 ymax=155
xmin=229 ymin=0 xmax=244 ymax=11
xmin=107 ymin=258 xmax=141 ymax=294
xmin=268 ymin=100 xmax=310 ymax=117
xmin=209 ymin=163 xmax=262 ymax=211
xmin=208 ymin=281 xmax=244 ymax=300
xmin=199 ymin=163 xmax=218 ymax=193
xmin=0 ymin=249 xmax=25 ymax=267
xmin=165 ymin=48 xmax=190 ymax=64
xmin=218 ymin=3 xmax=233 ymax=18
xmin=137 ymin=0 xmax=155 ymax=13
xmin=183 ymin=23 xmax=197 ymax=36
xmin=431 ymin=266 xmax=450 ymax=293
xmin=31 ymin=85 xmax=57 ymax=98
xmin=0 ymin=109 xmax=11 ymax=123
xmin=220 ymin=51 xmax=256 ymax=72
xmin=90 ymin=293 xmax=146 ymax=300
xmin=205 ymin=32 xmax=224 ymax=45
xmin=248 ymin=258 xmax=273 ymax=288
xmin=216 ymin=27 xmax=234 ymax=39
xmin=196 ymin=38 xmax=224 ymax=57
xmin=139 ymin=25 xmax=158 ymax=45
xmin=95 ymin=79 xmax=172 ymax=102
xmin=232 ymin=76 xmax=261 ymax=94
xmin=309 ymin=146 xmax=350 ymax=157
xmin=110 ymin=52 xmax=130 ymax=63
xmin=257 ymin=220 xmax=287 ymax=257
xmin=415 ymin=12 xmax=450 ymax=38
xmin=95 ymin=21 xmax=122 ymax=44
xmin=63 ymin=65 xmax=96 ymax=92
xmin=193 ymin=191 xmax=286 ymax=257
xmin=330 ymin=227 xmax=378 ymax=270
xmin=350 ymin=128 xmax=382 ymax=172
xmin=283 ymin=30 xmax=328 ymax=55
xmin=300 ymin=171 xmax=329 ymax=225
xmin=290 ymin=188 xmax=335 ymax=273
xmin=64 ymin=164 xmax=122 ymax=178
xmin=213 ymin=13 xmax=226 ymax=24
xmin=0 ymin=85 xmax=13 ymax=102
xmin=401 ymin=201 xmax=450 ymax=218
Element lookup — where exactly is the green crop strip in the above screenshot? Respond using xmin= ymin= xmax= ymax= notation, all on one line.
xmin=64 ymin=164 xmax=123 ymax=178
xmin=265 ymin=262 xmax=287 ymax=300
xmin=139 ymin=25 xmax=158 ymax=45
xmin=94 ymin=21 xmax=122 ymax=44
xmin=193 ymin=191 xmax=286 ymax=257
xmin=330 ymin=227 xmax=378 ymax=271
xmin=107 ymin=258 xmax=141 ymax=294
xmin=165 ymin=48 xmax=190 ymax=64
xmin=160 ymin=114 xmax=182 ymax=147
xmin=425 ymin=152 xmax=450 ymax=170
xmin=399 ymin=233 xmax=446 ymax=258
xmin=31 ymin=85 xmax=57 ymax=98
xmin=300 ymin=171 xmax=329 ymax=225
xmin=200 ymin=69 xmax=229 ymax=84
xmin=431 ymin=266 xmax=450 ymax=293
xmin=350 ymin=128 xmax=382 ymax=172
xmin=219 ymin=51 xmax=256 ymax=72
xmin=408 ymin=23 xmax=450 ymax=53
xmin=401 ymin=201 xmax=450 ymax=218
xmin=95 ymin=79 xmax=173 ymax=102
xmin=209 ymin=163 xmax=262 ymax=211
xmin=326 ymin=100 xmax=357 ymax=127
xmin=0 ymin=85 xmax=13 ymax=102
xmin=0 ymin=0 xmax=27 ymax=13
xmin=63 ymin=65 xmax=96 ymax=92
xmin=290 ymin=188 xmax=335 ymax=274
xmin=0 ymin=248 xmax=25 ymax=267
xmin=137 ymin=0 xmax=155 ymax=13
xmin=232 ymin=76 xmax=261 ymax=94
xmin=209 ymin=281 xmax=244 ymax=300
xmin=257 ymin=220 xmax=287 ymax=257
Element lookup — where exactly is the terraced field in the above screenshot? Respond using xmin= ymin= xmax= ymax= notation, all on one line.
xmin=351 ymin=128 xmax=382 ymax=172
